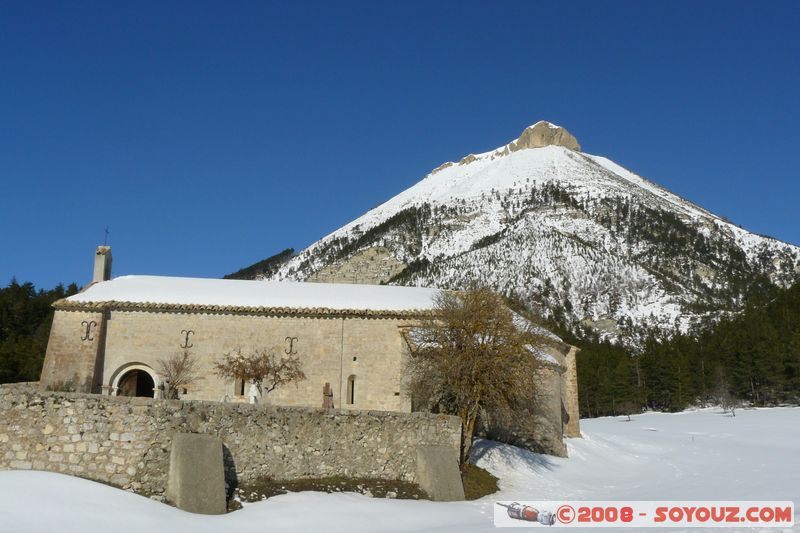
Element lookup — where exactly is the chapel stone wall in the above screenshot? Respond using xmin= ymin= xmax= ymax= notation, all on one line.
xmin=98 ymin=310 xmax=413 ymax=412
xmin=479 ymin=361 xmax=568 ymax=457
xmin=40 ymin=310 xmax=106 ymax=393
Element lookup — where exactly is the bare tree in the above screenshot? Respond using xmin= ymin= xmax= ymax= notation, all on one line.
xmin=157 ymin=350 xmax=200 ymax=399
xmin=214 ymin=348 xmax=306 ymax=398
xmin=617 ymin=400 xmax=641 ymax=422
xmin=721 ymin=394 xmax=741 ymax=417
xmin=403 ymin=288 xmax=547 ymax=464
xmin=713 ymin=367 xmax=740 ymax=417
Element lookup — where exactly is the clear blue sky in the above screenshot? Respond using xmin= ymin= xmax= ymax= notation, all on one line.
xmin=2 ymin=1 xmax=798 ymax=288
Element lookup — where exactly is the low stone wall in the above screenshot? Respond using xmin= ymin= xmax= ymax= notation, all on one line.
xmin=0 ymin=384 xmax=461 ymax=498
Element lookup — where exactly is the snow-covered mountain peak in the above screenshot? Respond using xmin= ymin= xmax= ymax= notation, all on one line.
xmin=260 ymin=123 xmax=799 ymax=343
xmin=429 ymin=121 xmax=581 ymax=177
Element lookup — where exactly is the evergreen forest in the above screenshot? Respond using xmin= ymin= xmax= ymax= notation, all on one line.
xmin=570 ymin=281 xmax=800 ymax=417
xmin=0 ymin=279 xmax=78 ymax=384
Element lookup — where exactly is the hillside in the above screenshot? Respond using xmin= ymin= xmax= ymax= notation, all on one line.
xmin=224 ymin=248 xmax=295 ymax=280
xmin=257 ymin=122 xmax=800 ymax=341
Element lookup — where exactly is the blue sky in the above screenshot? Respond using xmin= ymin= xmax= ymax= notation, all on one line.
xmin=1 ymin=1 xmax=798 ymax=288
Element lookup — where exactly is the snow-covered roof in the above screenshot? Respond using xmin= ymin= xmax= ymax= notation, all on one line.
xmin=512 ymin=312 xmax=563 ymax=343
xmin=66 ymin=275 xmax=441 ymax=312
xmin=525 ymin=344 xmax=562 ymax=366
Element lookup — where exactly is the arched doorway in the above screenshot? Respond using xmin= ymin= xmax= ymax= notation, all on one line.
xmin=116 ymin=369 xmax=155 ymax=397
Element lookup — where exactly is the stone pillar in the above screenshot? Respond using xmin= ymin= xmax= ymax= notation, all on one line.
xmin=166 ymin=433 xmax=227 ymax=514
xmin=415 ymin=446 xmax=465 ymax=501
xmin=562 ymin=346 xmax=581 ymax=438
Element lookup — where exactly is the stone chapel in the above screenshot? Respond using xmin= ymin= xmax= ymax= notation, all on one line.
xmin=39 ymin=246 xmax=580 ymax=455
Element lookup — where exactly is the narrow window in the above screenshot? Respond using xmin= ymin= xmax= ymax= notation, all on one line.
xmin=347 ymin=375 xmax=356 ymax=405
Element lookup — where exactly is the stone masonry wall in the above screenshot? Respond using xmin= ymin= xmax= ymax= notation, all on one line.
xmin=479 ymin=363 xmax=568 ymax=457
xmin=0 ymin=384 xmax=461 ymax=498
xmin=40 ymin=310 xmax=105 ymax=393
xmin=476 ymin=342 xmax=582 ymax=456
xmin=42 ymin=308 xmax=416 ymax=413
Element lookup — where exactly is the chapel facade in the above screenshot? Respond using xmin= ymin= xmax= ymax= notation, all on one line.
xmin=40 ymin=247 xmax=580 ymax=455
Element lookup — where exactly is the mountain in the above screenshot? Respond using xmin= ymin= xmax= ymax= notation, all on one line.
xmin=225 ymin=248 xmax=295 ymax=280
xmin=261 ymin=121 xmax=800 ymax=341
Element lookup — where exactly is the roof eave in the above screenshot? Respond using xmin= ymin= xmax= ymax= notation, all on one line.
xmin=52 ymin=298 xmax=437 ymax=319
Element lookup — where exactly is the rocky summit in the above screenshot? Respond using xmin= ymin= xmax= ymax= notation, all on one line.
xmin=508 ymin=121 xmax=581 ymax=152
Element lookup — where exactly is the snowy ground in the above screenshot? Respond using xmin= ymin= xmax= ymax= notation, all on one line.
xmin=1 ymin=407 xmax=797 ymax=532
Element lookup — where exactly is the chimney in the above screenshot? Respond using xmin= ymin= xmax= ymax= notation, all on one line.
xmin=92 ymin=246 xmax=113 ymax=283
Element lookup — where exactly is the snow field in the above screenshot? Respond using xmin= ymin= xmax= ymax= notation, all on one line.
xmin=1 ymin=407 xmax=797 ymax=532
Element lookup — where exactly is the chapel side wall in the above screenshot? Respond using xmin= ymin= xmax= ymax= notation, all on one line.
xmin=533 ymin=363 xmax=568 ymax=455
xmin=40 ymin=310 xmax=105 ymax=393
xmin=561 ymin=346 xmax=581 ymax=438
xmin=480 ymin=351 xmax=568 ymax=457
xmin=520 ymin=363 xmax=568 ymax=457
xmin=101 ymin=311 xmax=411 ymax=411
xmin=0 ymin=385 xmax=462 ymax=497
